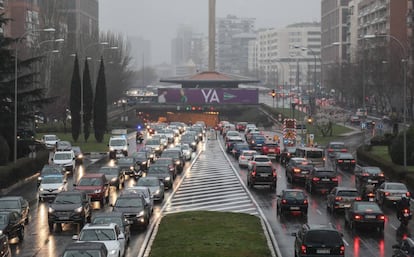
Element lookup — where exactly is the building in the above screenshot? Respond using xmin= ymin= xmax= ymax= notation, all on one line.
xmin=216 ymin=15 xmax=256 ymax=75
xmin=129 ymin=36 xmax=151 ymax=70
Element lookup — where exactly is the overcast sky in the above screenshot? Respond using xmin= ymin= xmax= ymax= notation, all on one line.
xmin=99 ymin=0 xmax=321 ymax=65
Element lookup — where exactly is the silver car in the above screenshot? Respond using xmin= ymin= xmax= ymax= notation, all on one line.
xmin=124 ymin=186 xmax=154 ymax=215
xmin=135 ymin=176 xmax=165 ymax=202
xmin=376 ymin=182 xmax=410 ymax=206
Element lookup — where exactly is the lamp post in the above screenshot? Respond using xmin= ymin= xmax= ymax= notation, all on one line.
xmin=364 ymin=34 xmax=408 ymax=169
xmin=14 ymin=27 xmax=55 ymax=163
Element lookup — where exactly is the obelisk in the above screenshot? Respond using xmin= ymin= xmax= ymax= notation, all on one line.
xmin=208 ymin=0 xmax=216 ymax=71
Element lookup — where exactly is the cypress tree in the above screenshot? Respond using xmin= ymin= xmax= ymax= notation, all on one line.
xmin=69 ymin=54 xmax=81 ymax=142
xmin=93 ymin=57 xmax=107 ymax=143
xmin=82 ymin=59 xmax=93 ymax=142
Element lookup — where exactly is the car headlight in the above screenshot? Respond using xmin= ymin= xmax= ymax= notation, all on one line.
xmin=142 ymin=161 xmax=147 ymax=165
xmin=109 ymin=147 xmax=115 ymax=151
xmin=94 ymin=189 xmax=102 ymax=193
xmin=175 ymin=160 xmax=180 ymax=165
xmin=191 ymin=142 xmax=196 ymax=145
xmin=74 ymin=206 xmax=83 ymax=213
xmin=123 ymin=146 xmax=128 ymax=151
xmin=109 ymin=249 xmax=117 ymax=255
xmin=165 ymin=176 xmax=170 ymax=181
xmin=155 ymin=189 xmax=160 ymax=195
xmin=58 ymin=186 xmax=64 ymax=191
xmin=39 ymin=187 xmax=44 ymax=191
xmin=48 ymin=207 xmax=55 ymax=213
xmin=130 ymin=166 xmax=134 ymax=170
xmin=137 ymin=211 xmax=145 ymax=217
xmin=78 ymin=154 xmax=83 ymax=159
xmin=38 ymin=177 xmax=42 ymax=181
xmin=111 ymin=177 xmax=117 ymax=182
xmin=0 ymin=230 xmax=3 ymax=235
xmin=150 ymin=154 xmax=154 ymax=158
xmin=155 ymin=147 xmax=160 ymax=151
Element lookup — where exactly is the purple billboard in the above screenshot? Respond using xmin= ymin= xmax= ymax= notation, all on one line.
xmin=157 ymin=88 xmax=258 ymax=104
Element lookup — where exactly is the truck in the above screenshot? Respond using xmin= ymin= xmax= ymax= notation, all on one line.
xmin=282 ymin=119 xmax=297 ymax=147
xmin=108 ymin=129 xmax=129 ymax=159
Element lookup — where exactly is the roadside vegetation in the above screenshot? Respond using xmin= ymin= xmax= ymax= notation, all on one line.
xmin=36 ymin=132 xmax=111 ymax=153
xmin=149 ymin=211 xmax=272 ymax=257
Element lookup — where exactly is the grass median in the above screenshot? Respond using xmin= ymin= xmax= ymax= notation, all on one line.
xmin=149 ymin=211 xmax=272 ymax=257
xmin=36 ymin=132 xmax=111 ymax=153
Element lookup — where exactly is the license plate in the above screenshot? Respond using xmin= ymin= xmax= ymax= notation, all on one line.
xmin=343 ymin=160 xmax=350 ymax=163
xmin=322 ymin=178 xmax=330 ymax=181
xmin=301 ymin=171 xmax=309 ymax=174
xmin=317 ymin=249 xmax=330 ymax=254
xmin=257 ymin=144 xmax=262 ymax=146
xmin=269 ymin=149 xmax=275 ymax=152
xmin=365 ymin=215 xmax=376 ymax=219
xmin=371 ymin=180 xmax=378 ymax=183
xmin=343 ymin=204 xmax=351 ymax=208
xmin=59 ymin=216 xmax=69 ymax=220
xmin=404 ymin=213 xmax=410 ymax=217
xmin=260 ymin=174 xmax=269 ymax=177
xmin=290 ymin=207 xmax=300 ymax=210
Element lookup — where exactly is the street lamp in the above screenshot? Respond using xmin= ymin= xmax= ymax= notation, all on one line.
xmin=14 ymin=27 xmax=55 ymax=163
xmin=364 ymin=34 xmax=408 ymax=169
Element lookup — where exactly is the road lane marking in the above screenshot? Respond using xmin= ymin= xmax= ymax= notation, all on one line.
xmin=391 ymin=224 xmax=398 ymax=230
xmin=316 ymin=209 xmax=322 ymax=215
xmin=342 ymin=239 xmax=349 ymax=246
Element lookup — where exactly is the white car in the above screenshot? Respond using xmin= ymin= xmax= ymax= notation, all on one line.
xmin=42 ymin=134 xmax=60 ymax=150
xmin=52 ymin=150 xmax=76 ymax=172
xmin=247 ymin=154 xmax=272 ymax=168
xmin=73 ymin=223 xmax=126 ymax=257
xmin=38 ymin=174 xmax=67 ymax=201
xmin=238 ymin=150 xmax=258 ymax=167
xmin=180 ymin=143 xmax=192 ymax=160
xmin=124 ymin=186 xmax=154 ymax=215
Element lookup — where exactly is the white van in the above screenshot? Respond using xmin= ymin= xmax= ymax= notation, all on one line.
xmin=108 ymin=135 xmax=129 ymax=159
xmin=52 ymin=150 xmax=76 ymax=172
xmin=295 ymin=147 xmax=325 ymax=167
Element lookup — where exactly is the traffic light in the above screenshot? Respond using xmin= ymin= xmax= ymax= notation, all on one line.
xmin=271 ymin=89 xmax=276 ymax=98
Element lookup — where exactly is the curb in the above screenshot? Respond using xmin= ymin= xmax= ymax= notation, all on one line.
xmin=0 ymin=173 xmax=40 ymax=196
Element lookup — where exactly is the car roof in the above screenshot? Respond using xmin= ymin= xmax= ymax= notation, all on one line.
xmin=83 ymin=223 xmax=117 ymax=229
xmin=282 ymin=189 xmax=305 ymax=193
xmin=92 ymin=211 xmax=124 ymax=219
xmin=81 ymin=173 xmax=105 ymax=178
xmin=42 ymin=174 xmax=64 ymax=178
xmin=0 ymin=196 xmax=23 ymax=201
xmin=64 ymin=242 xmax=107 ymax=251
xmin=303 ymin=224 xmax=338 ymax=231
xmin=334 ymin=186 xmax=358 ymax=191
xmin=59 ymin=190 xmax=84 ymax=195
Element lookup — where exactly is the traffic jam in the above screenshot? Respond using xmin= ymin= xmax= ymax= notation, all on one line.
xmin=1 ymin=118 xmax=412 ymax=257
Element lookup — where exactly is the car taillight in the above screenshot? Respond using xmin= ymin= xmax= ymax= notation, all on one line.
xmin=378 ymin=215 xmax=385 ymax=220
xmin=404 ymin=209 xmax=410 ymax=214
xmin=335 ymin=196 xmax=342 ymax=201
xmin=241 ymin=156 xmax=246 ymax=160
xmin=272 ymin=170 xmax=277 ymax=177
xmin=340 ymin=245 xmax=345 ymax=255
xmin=341 ymin=149 xmax=347 ymax=152
xmin=287 ymin=153 xmax=290 ymax=156
xmin=379 ymin=173 xmax=385 ymax=177
xmin=303 ymin=199 xmax=308 ymax=204
xmin=355 ymin=196 xmax=362 ymax=201
xmin=354 ymin=214 xmax=362 ymax=220
xmin=293 ymin=168 xmax=301 ymax=173
xmin=367 ymin=193 xmax=375 ymax=197
xmin=407 ymin=192 xmax=411 ymax=197
xmin=312 ymin=177 xmax=320 ymax=181
xmin=338 ymin=160 xmax=343 ymax=163
xmin=351 ymin=160 xmax=356 ymax=163
xmin=328 ymin=149 xmax=333 ymax=152
xmin=384 ymin=192 xmax=390 ymax=196
xmin=282 ymin=199 xmax=287 ymax=204
xmin=331 ymin=177 xmax=339 ymax=182
xmin=301 ymin=245 xmax=307 ymax=254
xmin=251 ymin=171 xmax=256 ymax=177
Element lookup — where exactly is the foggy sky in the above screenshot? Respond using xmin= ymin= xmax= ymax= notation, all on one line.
xmin=99 ymin=0 xmax=320 ymax=66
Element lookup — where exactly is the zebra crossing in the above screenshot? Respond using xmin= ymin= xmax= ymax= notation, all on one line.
xmin=163 ymin=139 xmax=259 ymax=216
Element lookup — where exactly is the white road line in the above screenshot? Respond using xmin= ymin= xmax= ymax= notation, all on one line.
xmin=316 ymin=209 xmax=322 ymax=215
xmin=342 ymin=239 xmax=349 ymax=246
xmin=391 ymin=224 xmax=398 ymax=230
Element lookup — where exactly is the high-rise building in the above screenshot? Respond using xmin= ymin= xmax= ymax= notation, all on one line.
xmin=216 ymin=14 xmax=256 ymax=75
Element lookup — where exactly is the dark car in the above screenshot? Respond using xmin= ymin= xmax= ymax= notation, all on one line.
xmin=133 ymin=151 xmax=151 ymax=175
xmin=37 ymin=164 xmax=65 ymax=187
xmin=147 ymin=165 xmax=174 ymax=189
xmin=333 ymin=152 xmax=356 ymax=172
xmin=392 ymin=237 xmax=414 ymax=257
xmin=161 ymin=149 xmax=184 ymax=173
xmin=181 ymin=134 xmax=197 ymax=151
xmin=117 ymin=157 xmax=136 ymax=176
xmin=261 ymin=143 xmax=281 ymax=160
xmin=248 ymin=134 xmax=266 ymax=151
xmin=355 ymin=166 xmax=386 ymax=190
xmin=235 ymin=122 xmax=248 ymax=132
xmin=344 ymin=201 xmax=385 ymax=234
xmin=91 ymin=212 xmax=131 ymax=244
xmin=145 ymin=138 xmax=163 ymax=157
xmin=326 ymin=141 xmax=348 ymax=159
xmin=111 ymin=192 xmax=150 ymax=229
xmin=305 ymin=167 xmax=339 ymax=194
xmin=137 ymin=146 xmax=156 ymax=163
xmin=61 ymin=242 xmax=108 ymax=257
xmin=0 ymin=196 xmax=29 ymax=225
xmin=280 ymin=147 xmax=297 ymax=165
xmin=136 ymin=176 xmax=165 ymax=202
xmin=246 ymin=163 xmax=277 ymax=190
xmin=231 ymin=142 xmax=250 ymax=159
xmin=326 ymin=187 xmax=361 ymax=214
xmin=0 ymin=211 xmax=25 ymax=242
xmin=277 ymin=189 xmax=308 ymax=217
xmin=47 ymin=191 xmax=91 ymax=232
xmin=285 ymin=157 xmax=314 ymax=184
xmin=291 ymin=224 xmax=345 ymax=257
xmin=71 ymin=146 xmax=84 ymax=164
xmin=153 ymin=157 xmax=177 ymax=179
xmin=0 ymin=234 xmax=11 ymax=257
xmin=350 ymin=115 xmax=361 ymax=125
xmin=98 ymin=166 xmax=125 ymax=190
xmin=73 ymin=173 xmax=110 ymax=206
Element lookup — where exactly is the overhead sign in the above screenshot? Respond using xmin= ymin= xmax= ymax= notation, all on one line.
xmin=157 ymin=88 xmax=258 ymax=104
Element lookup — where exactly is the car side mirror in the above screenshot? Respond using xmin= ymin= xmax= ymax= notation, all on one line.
xmin=63 ymin=180 xmax=67 ymax=184
xmin=72 ymin=234 xmax=79 ymax=240
xmin=110 ymin=203 xmax=114 ymax=207
xmin=276 ymin=195 xmax=281 ymax=197
xmin=291 ymin=232 xmax=297 ymax=237
xmin=73 ymin=157 xmax=75 ymax=160
xmin=73 ymin=184 xmax=77 ymax=187
xmin=51 ymin=158 xmax=54 ymax=161
xmin=118 ymin=233 xmax=125 ymax=240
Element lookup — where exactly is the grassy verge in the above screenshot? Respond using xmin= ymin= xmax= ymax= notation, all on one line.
xmin=370 ymin=146 xmax=414 ymax=173
xmin=36 ymin=132 xmax=111 ymax=153
xmin=149 ymin=211 xmax=271 ymax=257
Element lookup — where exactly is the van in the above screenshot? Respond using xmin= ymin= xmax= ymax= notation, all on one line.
xmin=52 ymin=150 xmax=76 ymax=172
xmin=295 ymin=147 xmax=325 ymax=167
xmin=108 ymin=135 xmax=129 ymax=159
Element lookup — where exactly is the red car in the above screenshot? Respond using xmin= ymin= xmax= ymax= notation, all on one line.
xmin=73 ymin=173 xmax=110 ymax=206
xmin=235 ymin=122 xmax=248 ymax=132
xmin=261 ymin=143 xmax=281 ymax=161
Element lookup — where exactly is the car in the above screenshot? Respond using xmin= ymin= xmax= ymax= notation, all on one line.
xmin=108 ymin=135 xmax=129 ymax=159
xmin=280 ymin=146 xmax=297 ymax=165
xmin=277 ymin=189 xmax=308 ymax=217
xmin=0 ymin=211 xmax=25 ymax=242
xmin=73 ymin=223 xmax=126 ymax=257
xmin=180 ymin=134 xmax=198 ymax=151
xmin=47 ymin=191 xmax=91 ymax=232
xmin=246 ymin=163 xmax=277 ymax=190
xmin=117 ymin=156 xmax=136 ymax=176
xmin=238 ymin=150 xmax=257 ymax=167
xmin=55 ymin=141 xmax=72 ymax=151
xmin=231 ymin=142 xmax=250 ymax=159
xmin=124 ymin=186 xmax=154 ymax=215
xmin=38 ymin=174 xmax=68 ymax=201
xmin=180 ymin=143 xmax=192 ymax=161
xmin=305 ymin=167 xmax=339 ymax=194
xmin=91 ymin=212 xmax=131 ymax=245
xmin=392 ymin=237 xmax=414 ymax=257
xmin=0 ymin=233 xmax=11 ymax=257
xmin=248 ymin=134 xmax=266 ymax=151
xmin=261 ymin=143 xmax=281 ymax=160
xmin=98 ymin=165 xmax=125 ymax=190
xmin=152 ymin=134 xmax=168 ymax=147
xmin=61 ymin=242 xmax=108 ymax=257
xmin=111 ymin=192 xmax=151 ymax=229
xmin=161 ymin=148 xmax=184 ymax=173
xmin=333 ymin=152 xmax=356 ymax=172
xmin=145 ymin=138 xmax=164 ymax=157
xmin=37 ymin=164 xmax=65 ymax=187
xmin=16 ymin=128 xmax=35 ymax=140
xmin=344 ymin=201 xmax=385 ymax=234
xmin=326 ymin=141 xmax=347 ymax=159
xmin=71 ymin=146 xmax=84 ymax=164
xmin=295 ymin=147 xmax=325 ymax=167
xmin=285 ymin=158 xmax=314 ymax=184
xmin=41 ymin=134 xmax=60 ymax=150
xmin=247 ymin=154 xmax=272 ymax=169
xmin=291 ymin=224 xmax=345 ymax=257
xmin=356 ymin=107 xmax=368 ymax=117
xmin=235 ymin=121 xmax=248 ymax=132
xmin=147 ymin=166 xmax=174 ymax=189
xmin=133 ymin=151 xmax=151 ymax=174
xmin=154 ymin=157 xmax=177 ymax=179
xmin=137 ymin=146 xmax=156 ymax=163
xmin=354 ymin=166 xmax=386 ymax=190
xmin=376 ymin=182 xmax=410 ymax=206
xmin=135 ymin=176 xmax=165 ymax=202
xmin=350 ymin=115 xmax=361 ymax=125
xmin=0 ymin=196 xmax=29 ymax=225
xmin=51 ymin=150 xmax=76 ymax=173
xmin=326 ymin=187 xmax=361 ymax=214
xmin=73 ymin=173 xmax=110 ymax=206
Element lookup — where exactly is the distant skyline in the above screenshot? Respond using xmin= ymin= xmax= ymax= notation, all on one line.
xmin=99 ymin=0 xmax=320 ymax=66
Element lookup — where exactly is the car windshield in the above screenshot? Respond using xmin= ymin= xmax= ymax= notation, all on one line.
xmin=63 ymin=250 xmax=103 ymax=257
xmin=149 ymin=167 xmax=168 ymax=174
xmin=363 ymin=167 xmax=381 ymax=174
xmin=137 ymin=178 xmax=159 ymax=187
xmin=118 ymin=158 xmax=134 ymax=164
xmin=306 ymin=151 xmax=323 ymax=158
xmin=79 ymin=228 xmax=116 ymax=241
xmin=316 ymin=169 xmax=335 ymax=174
xmin=78 ymin=178 xmax=103 ymax=186
xmin=355 ymin=203 xmax=381 ymax=212
xmin=115 ymin=197 xmax=143 ymax=208
xmin=146 ymin=139 xmax=160 ymax=145
xmin=45 ymin=135 xmax=57 ymax=141
xmin=287 ymin=148 xmax=296 ymax=153
xmin=254 ymin=157 xmax=269 ymax=162
xmin=304 ymin=230 xmax=342 ymax=245
xmin=284 ymin=191 xmax=305 ymax=199
xmin=54 ymin=194 xmax=81 ymax=204
xmin=42 ymin=176 xmax=63 ymax=184
xmin=0 ymin=214 xmax=7 ymax=225
xmin=110 ymin=139 xmax=126 ymax=146
xmin=162 ymin=152 xmax=179 ymax=158
xmin=99 ymin=168 xmax=117 ymax=175
xmin=54 ymin=153 xmax=72 ymax=160
xmin=337 ymin=190 xmax=359 ymax=197
xmin=255 ymin=166 xmax=273 ymax=173
xmin=242 ymin=151 xmax=256 ymax=157
xmin=156 ymin=159 xmax=172 ymax=165
xmin=330 ymin=144 xmax=345 ymax=149
xmin=386 ymin=184 xmax=407 ymax=190
xmin=42 ymin=166 xmax=61 ymax=175
xmin=93 ymin=217 xmax=123 ymax=228
xmin=0 ymin=200 xmax=19 ymax=209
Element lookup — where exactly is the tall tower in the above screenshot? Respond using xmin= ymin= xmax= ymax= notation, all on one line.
xmin=208 ymin=0 xmax=216 ymax=71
